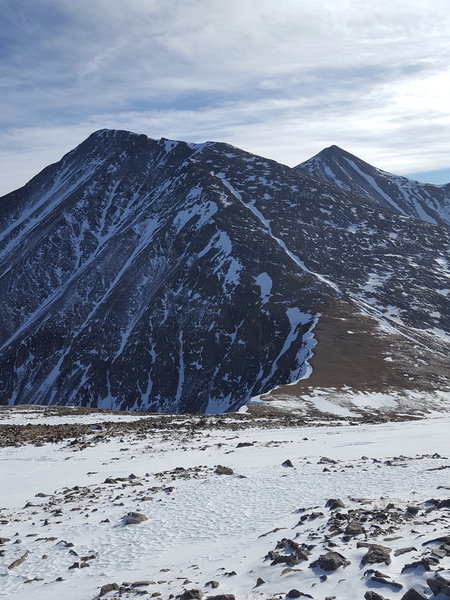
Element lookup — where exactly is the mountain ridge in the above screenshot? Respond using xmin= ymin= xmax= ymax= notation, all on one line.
xmin=295 ymin=144 xmax=450 ymax=226
xmin=0 ymin=129 xmax=448 ymax=412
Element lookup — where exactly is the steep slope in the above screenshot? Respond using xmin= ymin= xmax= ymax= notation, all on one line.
xmin=0 ymin=130 xmax=449 ymax=413
xmin=0 ymin=130 xmax=331 ymax=412
xmin=295 ymin=145 xmax=450 ymax=227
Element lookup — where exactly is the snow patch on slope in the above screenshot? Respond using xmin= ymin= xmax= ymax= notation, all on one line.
xmin=255 ymin=272 xmax=272 ymax=304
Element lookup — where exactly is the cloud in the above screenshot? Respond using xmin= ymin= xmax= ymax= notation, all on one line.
xmin=1 ymin=0 xmax=449 ymax=193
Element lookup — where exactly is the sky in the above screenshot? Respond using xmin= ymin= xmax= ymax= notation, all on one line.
xmin=1 ymin=0 xmax=450 ymax=195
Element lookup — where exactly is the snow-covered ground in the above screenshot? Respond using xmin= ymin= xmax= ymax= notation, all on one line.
xmin=0 ymin=409 xmax=449 ymax=600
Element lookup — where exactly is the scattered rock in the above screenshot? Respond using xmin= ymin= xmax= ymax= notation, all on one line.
xmin=406 ymin=506 xmax=420 ymax=516
xmin=255 ymin=577 xmax=265 ymax=587
xmin=402 ymin=556 xmax=439 ymax=573
xmin=123 ymin=512 xmax=148 ymax=525
xmin=282 ymin=459 xmax=294 ymax=468
xmin=8 ymin=551 xmax=29 ymax=570
xmin=427 ymin=573 xmax=450 ymax=596
xmin=310 ymin=551 xmax=350 ymax=571
xmin=206 ymin=596 xmax=235 ymax=600
xmin=214 ymin=466 xmax=233 ymax=475
xmin=361 ymin=545 xmax=392 ymax=566
xmin=325 ymin=499 xmax=345 ymax=510
xmin=180 ymin=590 xmax=203 ymax=600
xmin=400 ymin=590 xmax=428 ymax=600
xmin=345 ymin=521 xmax=364 ymax=536
xmin=364 ymin=592 xmax=389 ymax=600
xmin=423 ymin=535 xmax=450 ymax=546
xmin=367 ymin=570 xmax=403 ymax=590
xmin=99 ymin=583 xmax=119 ymax=596
xmin=205 ymin=581 xmax=219 ymax=589
xmin=394 ymin=547 xmax=417 ymax=556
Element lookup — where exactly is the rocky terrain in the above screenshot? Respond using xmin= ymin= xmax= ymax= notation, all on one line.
xmin=0 ymin=129 xmax=448 ymax=413
xmin=0 ymin=406 xmax=449 ymax=600
xmin=295 ymin=145 xmax=450 ymax=227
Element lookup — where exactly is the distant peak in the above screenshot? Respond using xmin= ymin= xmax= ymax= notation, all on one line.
xmin=87 ymin=128 xmax=149 ymax=141
xmin=72 ymin=129 xmax=158 ymax=156
xmin=325 ymin=144 xmax=345 ymax=152
xmin=318 ymin=144 xmax=355 ymax=158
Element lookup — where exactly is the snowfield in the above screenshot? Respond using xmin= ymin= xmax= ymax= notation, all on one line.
xmin=0 ymin=408 xmax=449 ymax=600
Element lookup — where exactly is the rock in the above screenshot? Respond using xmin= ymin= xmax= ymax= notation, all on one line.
xmin=427 ymin=573 xmax=450 ymax=596
xmin=255 ymin=577 xmax=265 ymax=587
xmin=180 ymin=590 xmax=203 ymax=600
xmin=131 ymin=581 xmax=151 ymax=587
xmin=214 ymin=466 xmax=233 ymax=475
xmin=431 ymin=547 xmax=447 ymax=559
xmin=123 ymin=512 xmax=148 ymax=525
xmin=400 ymin=590 xmax=428 ymax=600
xmin=402 ymin=556 xmax=439 ymax=573
xmin=287 ymin=591 xmax=302 ymax=599
xmin=370 ymin=574 xmax=403 ymax=590
xmin=361 ymin=545 xmax=392 ymax=566
xmin=99 ymin=583 xmax=119 ymax=596
xmin=423 ymin=535 xmax=450 ymax=546
xmin=8 ymin=551 xmax=29 ymax=570
xmin=206 ymin=596 xmax=235 ymax=600
xmin=306 ymin=511 xmax=323 ymax=520
xmin=406 ymin=506 xmax=420 ymax=516
xmin=205 ymin=581 xmax=219 ymax=589
xmin=0 ymin=537 xmax=10 ymax=545
xmin=310 ymin=551 xmax=350 ymax=571
xmin=394 ymin=547 xmax=417 ymax=556
xmin=282 ymin=459 xmax=294 ymax=468
xmin=269 ymin=546 xmax=310 ymax=566
xmin=325 ymin=499 xmax=345 ymax=510
xmin=365 ymin=593 xmax=389 ymax=600
xmin=236 ymin=442 xmax=254 ymax=448
xmin=345 ymin=521 xmax=364 ymax=536
xmin=320 ymin=457 xmax=337 ymax=464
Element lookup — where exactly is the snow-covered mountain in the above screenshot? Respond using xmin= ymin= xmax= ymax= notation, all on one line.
xmin=295 ymin=145 xmax=450 ymax=227
xmin=0 ymin=130 xmax=449 ymax=412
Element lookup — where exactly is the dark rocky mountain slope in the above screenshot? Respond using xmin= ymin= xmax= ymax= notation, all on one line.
xmin=295 ymin=145 xmax=450 ymax=227
xmin=0 ymin=130 xmax=448 ymax=412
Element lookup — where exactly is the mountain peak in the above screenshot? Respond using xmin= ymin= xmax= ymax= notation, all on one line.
xmin=0 ymin=130 xmax=448 ymax=413
xmin=296 ymin=145 xmax=450 ymax=226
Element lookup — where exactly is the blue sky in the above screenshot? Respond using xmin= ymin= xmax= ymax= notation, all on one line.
xmin=1 ymin=0 xmax=450 ymax=195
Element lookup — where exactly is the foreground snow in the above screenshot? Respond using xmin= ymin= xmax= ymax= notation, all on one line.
xmin=0 ymin=410 xmax=449 ymax=600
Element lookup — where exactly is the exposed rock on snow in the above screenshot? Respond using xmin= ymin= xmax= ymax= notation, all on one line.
xmin=0 ymin=406 xmax=449 ymax=600
xmin=310 ymin=551 xmax=350 ymax=571
xmin=123 ymin=512 xmax=148 ymax=525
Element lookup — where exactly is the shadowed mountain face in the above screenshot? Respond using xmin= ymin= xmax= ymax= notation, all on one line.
xmin=295 ymin=145 xmax=450 ymax=227
xmin=0 ymin=130 xmax=449 ymax=412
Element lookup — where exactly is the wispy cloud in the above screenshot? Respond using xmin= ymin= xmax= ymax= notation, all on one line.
xmin=1 ymin=0 xmax=450 ymax=194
